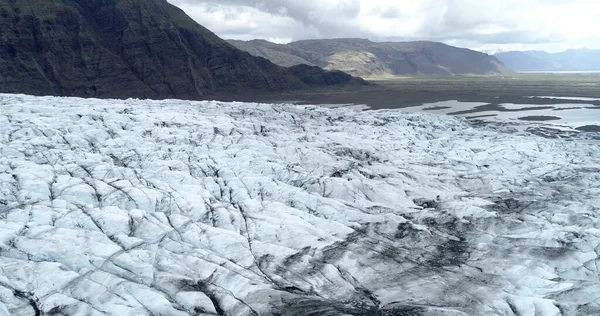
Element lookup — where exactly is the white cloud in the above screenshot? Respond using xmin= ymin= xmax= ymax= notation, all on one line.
xmin=168 ymin=0 xmax=600 ymax=52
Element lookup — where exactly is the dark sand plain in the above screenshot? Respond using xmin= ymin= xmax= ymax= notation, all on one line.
xmin=215 ymin=73 xmax=600 ymax=110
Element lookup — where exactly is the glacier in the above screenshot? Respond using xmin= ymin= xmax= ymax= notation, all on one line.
xmin=0 ymin=93 xmax=599 ymax=316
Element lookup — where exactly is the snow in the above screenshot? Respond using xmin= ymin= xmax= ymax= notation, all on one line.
xmin=1 ymin=93 xmax=599 ymax=315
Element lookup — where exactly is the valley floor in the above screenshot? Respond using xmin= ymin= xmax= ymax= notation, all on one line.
xmin=229 ymin=73 xmax=600 ymax=110
xmin=1 ymin=94 xmax=599 ymax=315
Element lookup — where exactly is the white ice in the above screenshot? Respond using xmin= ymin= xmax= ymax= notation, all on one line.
xmin=0 ymin=94 xmax=599 ymax=315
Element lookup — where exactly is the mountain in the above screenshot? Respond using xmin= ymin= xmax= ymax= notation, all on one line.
xmin=0 ymin=0 xmax=364 ymax=99
xmin=495 ymin=49 xmax=600 ymax=71
xmin=228 ymin=39 xmax=319 ymax=68
xmin=228 ymin=38 xmax=513 ymax=77
xmin=492 ymin=51 xmax=557 ymax=71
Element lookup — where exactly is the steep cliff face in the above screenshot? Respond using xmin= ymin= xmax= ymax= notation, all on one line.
xmin=229 ymin=38 xmax=514 ymax=78
xmin=0 ymin=0 xmax=361 ymax=99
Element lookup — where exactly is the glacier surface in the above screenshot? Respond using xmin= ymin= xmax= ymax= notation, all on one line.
xmin=0 ymin=94 xmax=599 ymax=315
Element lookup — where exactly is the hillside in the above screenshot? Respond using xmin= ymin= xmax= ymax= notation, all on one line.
xmin=0 ymin=0 xmax=363 ymax=99
xmin=228 ymin=39 xmax=318 ymax=67
xmin=228 ymin=38 xmax=513 ymax=77
xmin=495 ymin=49 xmax=600 ymax=71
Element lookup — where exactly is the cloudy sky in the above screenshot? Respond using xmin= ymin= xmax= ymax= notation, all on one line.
xmin=167 ymin=0 xmax=600 ymax=53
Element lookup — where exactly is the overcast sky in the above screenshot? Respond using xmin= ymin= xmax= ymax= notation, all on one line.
xmin=167 ymin=0 xmax=600 ymax=53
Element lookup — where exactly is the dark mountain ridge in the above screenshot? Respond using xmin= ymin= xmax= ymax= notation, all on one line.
xmin=0 ymin=0 xmax=364 ymax=99
xmin=228 ymin=38 xmax=513 ymax=77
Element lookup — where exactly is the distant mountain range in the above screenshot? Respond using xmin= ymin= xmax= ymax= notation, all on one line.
xmin=228 ymin=38 xmax=513 ymax=78
xmin=0 ymin=0 xmax=364 ymax=99
xmin=495 ymin=49 xmax=600 ymax=71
